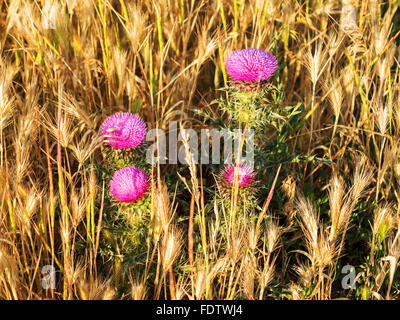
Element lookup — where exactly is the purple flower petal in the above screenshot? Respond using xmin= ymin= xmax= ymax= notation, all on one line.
xmin=222 ymin=164 xmax=256 ymax=187
xmin=101 ymin=113 xmax=147 ymax=149
xmin=225 ymin=49 xmax=278 ymax=82
xmin=110 ymin=166 xmax=148 ymax=202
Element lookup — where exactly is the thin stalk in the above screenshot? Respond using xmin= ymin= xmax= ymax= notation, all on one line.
xmin=168 ymin=266 xmax=176 ymax=299
xmin=188 ymin=193 xmax=195 ymax=266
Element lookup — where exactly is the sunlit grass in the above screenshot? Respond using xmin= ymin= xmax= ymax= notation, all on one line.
xmin=0 ymin=0 xmax=400 ymax=300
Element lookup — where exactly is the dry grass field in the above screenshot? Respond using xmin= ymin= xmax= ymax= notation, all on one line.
xmin=0 ymin=0 xmax=400 ymax=300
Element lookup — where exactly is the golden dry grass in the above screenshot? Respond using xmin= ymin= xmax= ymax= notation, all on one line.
xmin=0 ymin=0 xmax=400 ymax=300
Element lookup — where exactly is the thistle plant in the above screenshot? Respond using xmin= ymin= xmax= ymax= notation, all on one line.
xmin=100 ymin=112 xmax=150 ymax=188
xmin=101 ymin=112 xmax=149 ymax=170
xmin=213 ymin=47 xmax=311 ymax=192
xmin=201 ymin=47 xmax=307 ymax=269
xmin=215 ymin=48 xmax=282 ymax=194
xmin=197 ymin=49 xmax=281 ymax=254
xmin=96 ymin=112 xmax=153 ymax=289
xmin=219 ymin=48 xmax=280 ymax=129
xmin=218 ymin=163 xmax=260 ymax=232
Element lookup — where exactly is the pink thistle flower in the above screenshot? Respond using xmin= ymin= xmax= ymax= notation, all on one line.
xmin=110 ymin=166 xmax=148 ymax=202
xmin=225 ymin=49 xmax=278 ymax=82
xmin=101 ymin=113 xmax=147 ymax=149
xmin=222 ymin=164 xmax=256 ymax=187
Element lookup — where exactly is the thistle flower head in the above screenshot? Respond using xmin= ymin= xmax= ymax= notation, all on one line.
xmin=222 ymin=164 xmax=256 ymax=187
xmin=101 ymin=113 xmax=146 ymax=149
xmin=110 ymin=166 xmax=148 ymax=202
xmin=225 ymin=48 xmax=278 ymax=82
